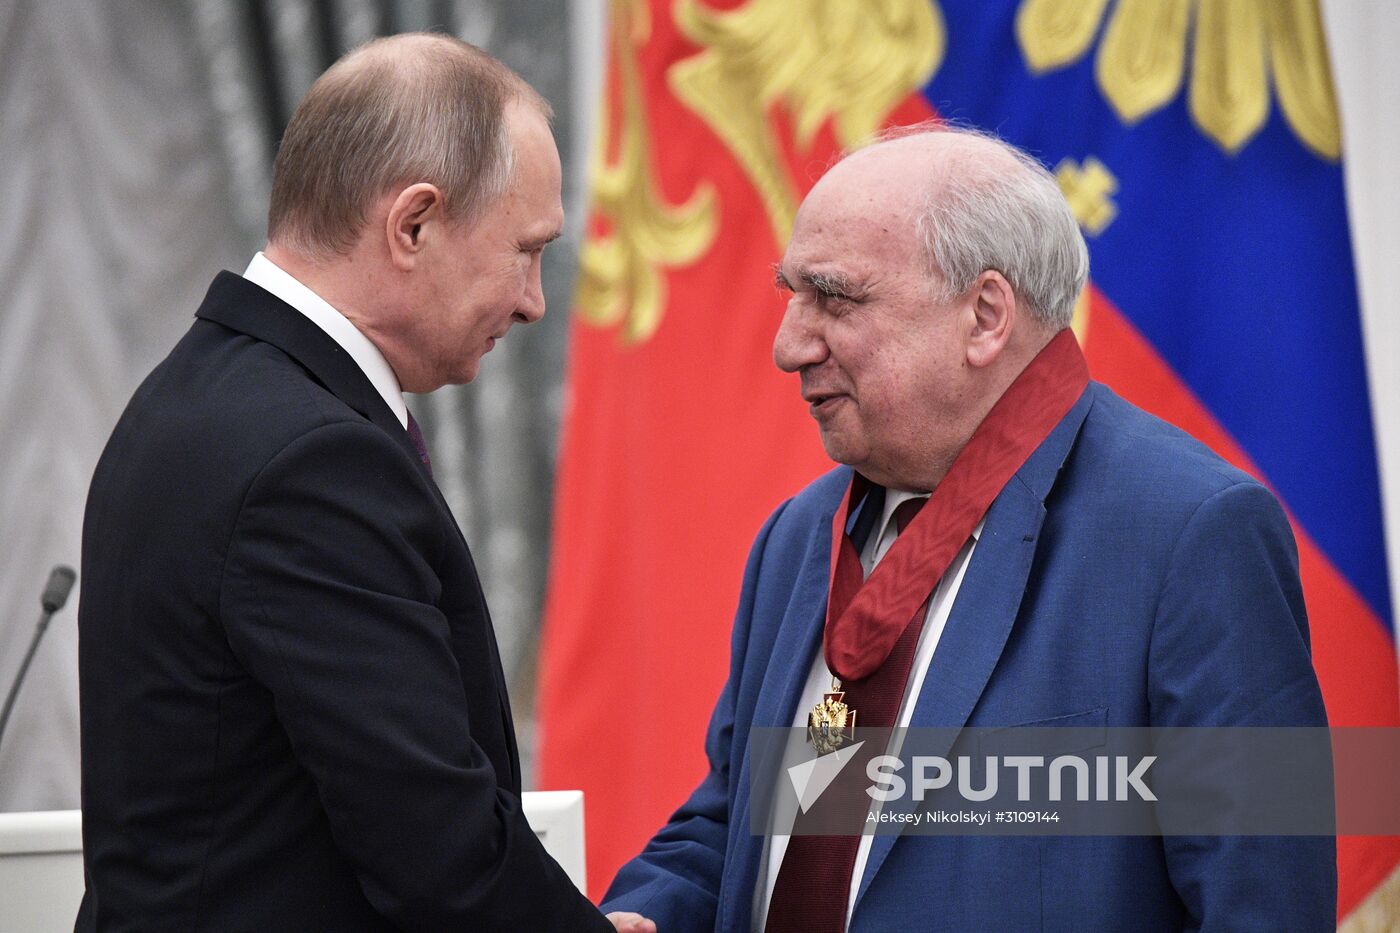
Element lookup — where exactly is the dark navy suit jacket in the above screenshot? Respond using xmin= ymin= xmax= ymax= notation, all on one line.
xmin=77 ymin=272 xmax=609 ymax=931
xmin=603 ymin=382 xmax=1334 ymax=931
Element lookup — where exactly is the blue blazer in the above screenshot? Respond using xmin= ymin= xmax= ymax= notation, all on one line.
xmin=603 ymin=383 xmax=1334 ymax=932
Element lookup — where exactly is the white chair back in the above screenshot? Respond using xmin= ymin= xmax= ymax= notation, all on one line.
xmin=0 ymin=791 xmax=588 ymax=932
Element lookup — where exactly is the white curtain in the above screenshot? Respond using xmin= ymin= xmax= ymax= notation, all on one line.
xmin=1324 ymin=0 xmax=1400 ymax=643
xmin=0 ymin=0 xmax=245 ymax=809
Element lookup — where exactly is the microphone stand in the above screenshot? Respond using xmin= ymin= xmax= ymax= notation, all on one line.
xmin=0 ymin=566 xmax=75 ymax=754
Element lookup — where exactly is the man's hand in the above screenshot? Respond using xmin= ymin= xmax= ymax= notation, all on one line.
xmin=606 ymin=911 xmax=657 ymax=932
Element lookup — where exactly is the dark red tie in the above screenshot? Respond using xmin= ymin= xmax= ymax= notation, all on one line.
xmin=405 ymin=410 xmax=433 ymax=476
xmin=765 ymin=497 xmax=927 ymax=933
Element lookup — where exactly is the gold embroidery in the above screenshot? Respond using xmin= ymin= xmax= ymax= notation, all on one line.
xmin=1096 ymin=0 xmax=1193 ymax=126
xmin=1055 ymin=156 xmax=1116 ymax=345
xmin=1190 ymin=0 xmax=1268 ymax=155
xmin=576 ymin=0 xmax=719 ymax=344
xmin=1017 ymin=0 xmax=1112 ymax=73
xmin=1016 ymin=0 xmax=1341 ymax=159
xmin=1055 ymin=156 xmax=1119 ymax=236
xmin=669 ymin=0 xmax=944 ymax=246
xmin=1265 ymin=0 xmax=1341 ymax=160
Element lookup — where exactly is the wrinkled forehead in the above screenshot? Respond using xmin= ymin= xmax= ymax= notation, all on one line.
xmin=786 ymin=163 xmax=925 ymax=270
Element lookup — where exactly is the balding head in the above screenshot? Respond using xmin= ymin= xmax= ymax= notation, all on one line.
xmin=773 ymin=124 xmax=1086 ymax=490
xmin=267 ymin=32 xmax=550 ymax=258
xmin=828 ymin=125 xmax=1088 ymax=329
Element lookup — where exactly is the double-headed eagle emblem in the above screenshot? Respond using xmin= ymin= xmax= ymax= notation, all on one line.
xmin=808 ymin=689 xmax=856 ymax=755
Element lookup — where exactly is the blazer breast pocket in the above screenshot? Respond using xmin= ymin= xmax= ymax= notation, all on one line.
xmin=975 ymin=706 xmax=1108 ymax=759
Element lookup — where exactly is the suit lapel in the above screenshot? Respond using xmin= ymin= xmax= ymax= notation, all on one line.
xmin=751 ymin=475 xmax=868 ymax=730
xmin=194 ymin=271 xmax=424 ymax=470
xmin=852 ymin=386 xmax=1097 ymax=911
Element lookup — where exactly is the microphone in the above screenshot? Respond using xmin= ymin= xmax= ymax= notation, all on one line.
xmin=0 ymin=565 xmax=77 ymax=755
xmin=41 ymin=565 xmax=76 ymax=614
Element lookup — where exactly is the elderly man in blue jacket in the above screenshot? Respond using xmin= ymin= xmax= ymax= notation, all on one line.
xmin=602 ymin=125 xmax=1333 ymax=932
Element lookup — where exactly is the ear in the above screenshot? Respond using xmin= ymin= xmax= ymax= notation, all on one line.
xmin=384 ymin=183 xmax=445 ymax=272
xmin=965 ymin=270 xmax=1016 ymax=368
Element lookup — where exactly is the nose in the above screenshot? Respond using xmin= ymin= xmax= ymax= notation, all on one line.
xmin=513 ymin=252 xmax=546 ymax=324
xmin=772 ymin=299 xmax=828 ymax=373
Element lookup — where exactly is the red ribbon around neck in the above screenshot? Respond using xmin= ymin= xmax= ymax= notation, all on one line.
xmin=823 ymin=328 xmax=1089 ymax=681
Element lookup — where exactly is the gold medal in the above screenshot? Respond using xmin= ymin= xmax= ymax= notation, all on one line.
xmin=808 ymin=679 xmax=856 ymax=755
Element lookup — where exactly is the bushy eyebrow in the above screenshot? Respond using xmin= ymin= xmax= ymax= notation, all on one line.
xmin=522 ymin=229 xmax=563 ymax=251
xmin=802 ymin=269 xmax=858 ymax=297
xmin=773 ymin=263 xmax=869 ymax=303
xmin=772 ymin=263 xmax=861 ymax=295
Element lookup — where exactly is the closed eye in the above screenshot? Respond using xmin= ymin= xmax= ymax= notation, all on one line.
xmin=521 ymin=230 xmax=563 ymax=255
xmin=772 ymin=263 xmax=793 ymax=292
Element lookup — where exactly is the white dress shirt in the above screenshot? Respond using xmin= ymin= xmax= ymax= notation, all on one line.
xmin=753 ymin=489 xmax=983 ymax=931
xmin=242 ymin=252 xmax=408 ymax=429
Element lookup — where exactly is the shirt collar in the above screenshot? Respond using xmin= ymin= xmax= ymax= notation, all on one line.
xmin=242 ymin=252 xmax=408 ymax=429
xmin=877 ymin=488 xmax=985 ymax=546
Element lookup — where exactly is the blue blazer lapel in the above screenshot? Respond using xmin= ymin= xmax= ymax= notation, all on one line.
xmin=755 ymin=547 xmax=830 ymax=728
xmin=853 ymin=386 xmax=1097 ymax=909
xmin=747 ymin=474 xmax=888 ymax=731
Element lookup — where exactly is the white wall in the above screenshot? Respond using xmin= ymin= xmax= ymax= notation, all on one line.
xmin=1324 ymin=0 xmax=1400 ymax=661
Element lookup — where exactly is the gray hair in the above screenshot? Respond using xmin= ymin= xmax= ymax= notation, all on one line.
xmin=866 ymin=123 xmax=1088 ymax=329
xmin=267 ymin=33 xmax=550 ymax=258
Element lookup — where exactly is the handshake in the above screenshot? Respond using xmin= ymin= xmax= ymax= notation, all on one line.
xmin=607 ymin=911 xmax=656 ymax=932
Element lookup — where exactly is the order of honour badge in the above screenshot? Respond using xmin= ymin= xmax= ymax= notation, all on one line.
xmin=808 ymin=689 xmax=855 ymax=755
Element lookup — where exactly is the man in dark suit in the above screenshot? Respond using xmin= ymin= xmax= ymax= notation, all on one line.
xmin=77 ymin=33 xmax=647 ymax=932
xmin=601 ymin=126 xmax=1334 ymax=931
